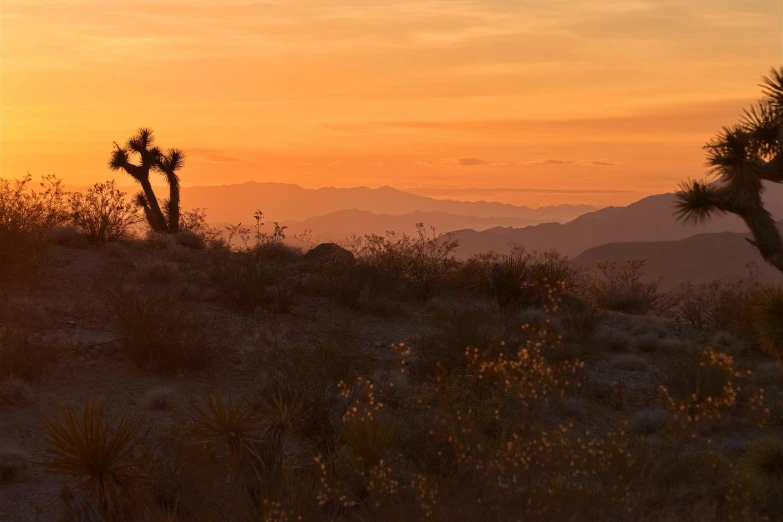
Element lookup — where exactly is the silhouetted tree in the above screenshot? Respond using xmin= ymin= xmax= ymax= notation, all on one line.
xmin=109 ymin=128 xmax=185 ymax=233
xmin=676 ymin=68 xmax=783 ymax=274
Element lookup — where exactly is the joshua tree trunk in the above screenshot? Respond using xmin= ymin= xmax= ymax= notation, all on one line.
xmin=138 ymin=179 xmax=168 ymax=233
xmin=166 ymin=178 xmax=180 ymax=234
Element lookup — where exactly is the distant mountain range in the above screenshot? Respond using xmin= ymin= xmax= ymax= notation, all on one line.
xmin=178 ymin=182 xmax=596 ymax=224
xmin=449 ymin=184 xmax=783 ymax=259
xmin=571 ymin=225 xmax=783 ymax=290
xmin=277 ymin=209 xmax=537 ymax=241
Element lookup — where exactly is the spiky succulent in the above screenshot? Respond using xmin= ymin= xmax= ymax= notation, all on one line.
xmin=675 ymin=67 xmax=783 ymax=274
xmin=41 ymin=396 xmax=143 ymax=519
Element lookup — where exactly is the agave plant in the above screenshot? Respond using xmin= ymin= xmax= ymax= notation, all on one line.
xmin=41 ymin=396 xmax=143 ymax=519
xmin=192 ymin=389 xmax=265 ymax=478
xmin=109 ymin=128 xmax=185 ymax=234
xmin=675 ymin=67 xmax=783 ymax=274
xmin=751 ymin=286 xmax=783 ymax=367
xmin=342 ymin=416 xmax=398 ymax=470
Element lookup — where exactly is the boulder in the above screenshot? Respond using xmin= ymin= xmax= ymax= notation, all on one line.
xmin=304 ymin=243 xmax=355 ymax=266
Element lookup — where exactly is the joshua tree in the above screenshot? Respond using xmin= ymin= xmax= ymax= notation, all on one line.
xmin=675 ymin=67 xmax=783 ymax=274
xmin=109 ymin=128 xmax=185 ymax=233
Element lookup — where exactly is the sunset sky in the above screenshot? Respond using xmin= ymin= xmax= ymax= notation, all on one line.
xmin=1 ymin=0 xmax=780 ymax=207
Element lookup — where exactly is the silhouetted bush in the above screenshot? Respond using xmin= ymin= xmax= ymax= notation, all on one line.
xmin=69 ymin=181 xmax=141 ymax=244
xmin=585 ymin=259 xmax=663 ymax=315
xmin=107 ymin=285 xmax=215 ymax=373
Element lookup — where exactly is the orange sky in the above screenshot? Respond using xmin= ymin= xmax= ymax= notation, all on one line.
xmin=1 ymin=0 xmax=781 ymax=207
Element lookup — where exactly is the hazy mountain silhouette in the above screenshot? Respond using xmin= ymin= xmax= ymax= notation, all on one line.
xmin=451 ymin=184 xmax=783 ymax=259
xmin=179 ymin=182 xmax=595 ymax=224
xmin=278 ymin=209 xmax=537 ymax=241
xmin=571 ymin=224 xmax=783 ymax=290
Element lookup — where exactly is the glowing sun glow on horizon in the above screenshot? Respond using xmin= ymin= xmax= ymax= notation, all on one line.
xmin=1 ymin=0 xmax=780 ymax=206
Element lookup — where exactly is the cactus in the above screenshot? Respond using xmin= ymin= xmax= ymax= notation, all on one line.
xmin=675 ymin=67 xmax=783 ymax=274
xmin=109 ymin=128 xmax=185 ymax=234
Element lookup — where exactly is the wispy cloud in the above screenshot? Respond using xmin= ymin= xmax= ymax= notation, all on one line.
xmin=189 ymin=149 xmax=241 ymax=163
xmin=532 ymin=159 xmax=575 ymax=165
xmin=457 ymin=157 xmax=492 ymax=166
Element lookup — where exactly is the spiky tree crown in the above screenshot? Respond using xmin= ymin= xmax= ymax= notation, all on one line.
xmin=108 ymin=128 xmax=185 ymax=233
xmin=675 ymin=68 xmax=783 ymax=273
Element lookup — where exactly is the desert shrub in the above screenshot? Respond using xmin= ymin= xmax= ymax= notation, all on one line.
xmin=178 ymin=208 xmax=223 ymax=247
xmin=449 ymin=251 xmax=500 ymax=296
xmin=49 ymin=225 xmax=89 ymax=248
xmin=585 ymin=259 xmax=663 ymax=315
xmin=558 ymin=297 xmax=602 ymax=343
xmin=0 ymin=447 xmax=29 ymax=482
xmin=174 ymin=230 xmax=205 ymax=250
xmin=0 ymin=328 xmax=58 ymax=383
xmin=661 ymin=347 xmax=735 ymax=403
xmin=346 ymin=223 xmax=459 ymax=302
xmin=136 ymin=260 xmax=180 ymax=286
xmin=673 ymin=276 xmax=758 ymax=337
xmin=410 ymin=303 xmax=500 ymax=380
xmin=491 ymin=248 xmax=575 ymax=311
xmin=592 ymin=326 xmax=636 ymax=352
xmin=0 ymin=174 xmax=69 ymax=280
xmin=107 ymin=285 xmax=215 ymax=373
xmin=69 ymin=181 xmax=141 ymax=244
xmin=206 ymin=248 xmax=301 ymax=313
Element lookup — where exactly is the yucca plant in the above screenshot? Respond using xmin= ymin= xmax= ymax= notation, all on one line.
xmin=751 ymin=286 xmax=783 ymax=368
xmin=675 ymin=67 xmax=783 ymax=275
xmin=342 ymin=416 xmax=398 ymax=470
xmin=41 ymin=396 xmax=143 ymax=520
xmin=491 ymin=254 xmax=534 ymax=310
xmin=743 ymin=438 xmax=783 ymax=493
xmin=192 ymin=389 xmax=265 ymax=478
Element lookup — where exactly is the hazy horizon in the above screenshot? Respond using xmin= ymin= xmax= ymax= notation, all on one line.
xmin=3 ymin=0 xmax=781 ymax=207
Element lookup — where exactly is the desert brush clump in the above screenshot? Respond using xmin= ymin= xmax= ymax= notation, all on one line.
xmin=41 ymin=396 xmax=144 ymax=520
xmin=69 ymin=180 xmax=142 ymax=244
xmin=105 ymin=283 xmax=215 ymax=374
xmin=0 ymin=174 xmax=69 ymax=281
xmin=344 ymin=223 xmax=459 ymax=302
xmin=490 ymin=248 xmax=574 ymax=311
xmin=584 ymin=259 xmax=663 ymax=315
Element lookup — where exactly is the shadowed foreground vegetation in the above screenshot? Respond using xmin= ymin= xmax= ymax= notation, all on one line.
xmin=2 ymin=175 xmax=783 ymax=522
